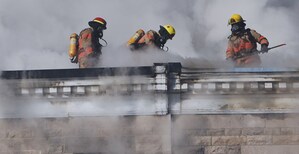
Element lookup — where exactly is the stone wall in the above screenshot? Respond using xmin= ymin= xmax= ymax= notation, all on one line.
xmin=0 ymin=116 xmax=171 ymax=154
xmin=1 ymin=114 xmax=299 ymax=154
xmin=172 ymin=114 xmax=299 ymax=154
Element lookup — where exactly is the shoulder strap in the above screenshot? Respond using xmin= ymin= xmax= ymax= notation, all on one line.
xmin=151 ymin=31 xmax=163 ymax=48
xmin=246 ymin=28 xmax=256 ymax=44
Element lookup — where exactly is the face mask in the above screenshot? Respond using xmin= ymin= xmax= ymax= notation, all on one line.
xmin=231 ymin=23 xmax=245 ymax=34
xmin=159 ymin=37 xmax=167 ymax=45
xmin=98 ymin=31 xmax=103 ymax=38
xmin=93 ymin=29 xmax=103 ymax=38
xmin=91 ymin=25 xmax=103 ymax=38
xmin=231 ymin=24 xmax=241 ymax=33
xmin=158 ymin=27 xmax=170 ymax=44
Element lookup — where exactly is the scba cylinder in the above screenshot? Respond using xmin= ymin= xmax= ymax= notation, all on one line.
xmin=68 ymin=33 xmax=79 ymax=58
xmin=127 ymin=29 xmax=145 ymax=45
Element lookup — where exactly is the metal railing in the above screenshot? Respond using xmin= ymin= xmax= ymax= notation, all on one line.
xmin=1 ymin=65 xmax=166 ymax=97
xmin=1 ymin=63 xmax=299 ymax=117
xmin=180 ymin=67 xmax=299 ymax=95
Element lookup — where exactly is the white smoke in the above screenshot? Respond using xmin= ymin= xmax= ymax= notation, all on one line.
xmin=1 ymin=0 xmax=299 ymax=152
xmin=1 ymin=0 xmax=299 ymax=120
xmin=0 ymin=0 xmax=298 ymax=70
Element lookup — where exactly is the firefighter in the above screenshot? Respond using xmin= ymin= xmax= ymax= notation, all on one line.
xmin=69 ymin=17 xmax=107 ymax=68
xmin=226 ymin=14 xmax=269 ymax=67
xmin=127 ymin=25 xmax=175 ymax=51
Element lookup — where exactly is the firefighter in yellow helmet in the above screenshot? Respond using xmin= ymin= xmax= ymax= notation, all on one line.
xmin=69 ymin=17 xmax=107 ymax=68
xmin=127 ymin=25 xmax=175 ymax=51
xmin=226 ymin=14 xmax=269 ymax=67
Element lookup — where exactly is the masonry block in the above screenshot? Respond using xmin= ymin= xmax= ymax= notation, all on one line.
xmin=207 ymin=129 xmax=225 ymax=136
xmin=242 ymin=128 xmax=264 ymax=135
xmin=272 ymin=135 xmax=299 ymax=145
xmin=189 ymin=136 xmax=211 ymax=146
xmin=264 ymin=128 xmax=280 ymax=135
xmin=246 ymin=135 xmax=272 ymax=145
xmin=212 ymin=136 xmax=246 ymax=146
xmin=225 ymin=128 xmax=242 ymax=136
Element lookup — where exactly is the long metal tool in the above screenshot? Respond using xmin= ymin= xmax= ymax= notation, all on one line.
xmin=234 ymin=43 xmax=286 ymax=59
xmin=268 ymin=43 xmax=287 ymax=50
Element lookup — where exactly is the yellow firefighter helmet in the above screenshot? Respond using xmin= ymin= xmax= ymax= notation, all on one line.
xmin=162 ymin=25 xmax=175 ymax=39
xmin=228 ymin=14 xmax=245 ymax=25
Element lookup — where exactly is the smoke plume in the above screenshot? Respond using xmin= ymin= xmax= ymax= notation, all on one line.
xmin=1 ymin=0 xmax=299 ymax=152
xmin=0 ymin=0 xmax=298 ymax=70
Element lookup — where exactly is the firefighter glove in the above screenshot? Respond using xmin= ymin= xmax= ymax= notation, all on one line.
xmin=261 ymin=44 xmax=268 ymax=53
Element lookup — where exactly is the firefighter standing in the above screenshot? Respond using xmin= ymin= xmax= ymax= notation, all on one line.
xmin=127 ymin=25 xmax=175 ymax=51
xmin=69 ymin=17 xmax=107 ymax=68
xmin=226 ymin=14 xmax=269 ymax=67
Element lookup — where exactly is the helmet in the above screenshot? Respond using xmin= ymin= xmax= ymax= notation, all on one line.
xmin=228 ymin=14 xmax=245 ymax=25
xmin=88 ymin=17 xmax=107 ymax=30
xmin=160 ymin=25 xmax=175 ymax=40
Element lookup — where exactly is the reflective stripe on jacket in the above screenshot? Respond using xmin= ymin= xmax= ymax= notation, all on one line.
xmin=226 ymin=28 xmax=269 ymax=59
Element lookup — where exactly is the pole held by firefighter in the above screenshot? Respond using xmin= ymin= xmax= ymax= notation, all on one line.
xmin=267 ymin=43 xmax=286 ymax=50
xmin=233 ymin=43 xmax=287 ymax=59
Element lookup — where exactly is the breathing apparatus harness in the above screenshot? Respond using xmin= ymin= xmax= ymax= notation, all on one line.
xmin=155 ymin=28 xmax=171 ymax=52
xmin=94 ymin=26 xmax=108 ymax=47
xmin=230 ymin=22 xmax=260 ymax=60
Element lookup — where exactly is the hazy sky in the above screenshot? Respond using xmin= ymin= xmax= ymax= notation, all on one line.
xmin=0 ymin=0 xmax=298 ymax=70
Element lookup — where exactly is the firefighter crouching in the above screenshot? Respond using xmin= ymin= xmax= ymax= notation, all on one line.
xmin=68 ymin=17 xmax=107 ymax=68
xmin=226 ymin=14 xmax=269 ymax=67
xmin=127 ymin=25 xmax=175 ymax=51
